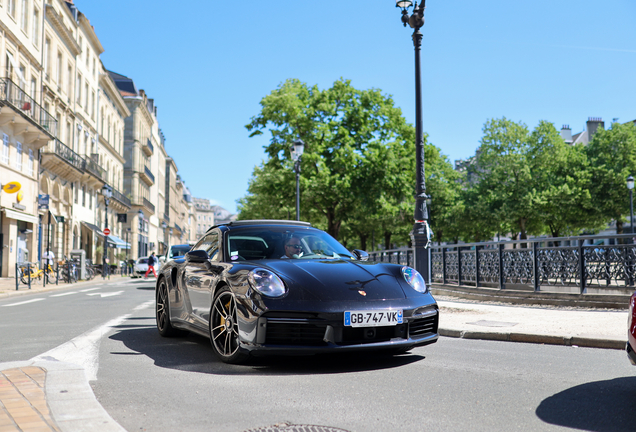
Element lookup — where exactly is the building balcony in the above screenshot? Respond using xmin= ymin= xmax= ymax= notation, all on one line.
xmin=82 ymin=156 xmax=105 ymax=182
xmin=132 ymin=197 xmax=155 ymax=214
xmin=109 ymin=185 xmax=131 ymax=209
xmin=40 ymin=139 xmax=84 ymax=182
xmin=142 ymin=138 xmax=153 ymax=156
xmin=139 ymin=165 xmax=155 ymax=185
xmin=0 ymin=78 xmax=56 ymax=148
xmin=163 ymin=213 xmax=170 ymax=223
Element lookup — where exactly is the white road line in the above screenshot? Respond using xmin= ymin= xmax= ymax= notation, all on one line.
xmin=80 ymin=287 xmax=101 ymax=292
xmin=49 ymin=291 xmax=78 ymax=297
xmin=86 ymin=291 xmax=124 ymax=298
xmin=2 ymin=298 xmax=45 ymax=307
xmin=30 ymin=299 xmax=154 ymax=381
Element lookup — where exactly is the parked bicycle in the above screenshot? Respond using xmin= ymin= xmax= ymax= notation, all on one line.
xmin=60 ymin=258 xmax=78 ymax=283
xmin=18 ymin=262 xmax=44 ymax=284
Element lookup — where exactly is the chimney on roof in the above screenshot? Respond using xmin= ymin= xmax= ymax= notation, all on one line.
xmin=586 ymin=117 xmax=604 ymax=141
xmin=560 ymin=125 xmax=572 ymax=144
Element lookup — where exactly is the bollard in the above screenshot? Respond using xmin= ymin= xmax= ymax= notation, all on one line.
xmin=43 ymin=262 xmax=46 ymax=288
xmin=15 ymin=263 xmax=18 ymax=291
xmin=56 ymin=263 xmax=59 ymax=285
xmin=27 ymin=262 xmax=31 ymax=289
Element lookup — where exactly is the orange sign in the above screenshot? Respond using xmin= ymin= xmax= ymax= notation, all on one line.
xmin=1 ymin=181 xmax=21 ymax=194
xmin=16 ymin=190 xmax=23 ymax=202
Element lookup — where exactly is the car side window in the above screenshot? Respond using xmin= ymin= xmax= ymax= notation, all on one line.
xmin=193 ymin=231 xmax=219 ymax=262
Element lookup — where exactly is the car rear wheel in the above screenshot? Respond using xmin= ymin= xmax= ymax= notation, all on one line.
xmin=210 ymin=287 xmax=249 ymax=364
xmin=156 ymin=279 xmax=185 ymax=337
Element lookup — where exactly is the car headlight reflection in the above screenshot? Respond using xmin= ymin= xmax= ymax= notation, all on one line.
xmin=401 ymin=266 xmax=427 ymax=293
xmin=248 ymin=269 xmax=286 ymax=298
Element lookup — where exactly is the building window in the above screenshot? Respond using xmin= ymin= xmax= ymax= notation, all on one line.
xmin=30 ymin=77 xmax=36 ymax=99
xmin=66 ymin=64 xmax=71 ymax=96
xmin=32 ymin=7 xmax=39 ymax=47
xmin=84 ymin=81 xmax=88 ymax=109
xmin=56 ymin=52 xmax=61 ymax=86
xmin=15 ymin=141 xmax=22 ymax=170
xmin=76 ymin=73 xmax=81 ymax=105
xmin=20 ymin=0 xmax=27 ymax=32
xmin=91 ymin=90 xmax=95 ymax=120
xmin=82 ymin=185 xmax=85 ymax=206
xmin=43 ymin=37 xmax=50 ymax=78
xmin=74 ymin=182 xmax=78 ymax=204
xmin=88 ymin=188 xmax=92 ymax=209
xmin=8 ymin=0 xmax=15 ymax=18
xmin=27 ymin=148 xmax=33 ymax=175
xmin=1 ymin=134 xmax=8 ymax=164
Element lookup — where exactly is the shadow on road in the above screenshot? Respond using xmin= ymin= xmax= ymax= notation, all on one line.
xmin=108 ymin=323 xmax=426 ymax=376
xmin=536 ymin=376 xmax=636 ymax=432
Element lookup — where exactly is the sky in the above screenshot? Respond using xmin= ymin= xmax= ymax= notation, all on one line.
xmin=74 ymin=0 xmax=636 ymax=214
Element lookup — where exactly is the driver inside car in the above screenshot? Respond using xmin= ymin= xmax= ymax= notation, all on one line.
xmin=281 ymin=236 xmax=303 ymax=259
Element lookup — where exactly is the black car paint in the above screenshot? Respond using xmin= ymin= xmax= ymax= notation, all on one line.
xmin=156 ymin=222 xmax=438 ymax=357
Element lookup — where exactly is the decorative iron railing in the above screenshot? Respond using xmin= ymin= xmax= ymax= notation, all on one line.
xmin=82 ymin=156 xmax=105 ymax=181
xmin=48 ymin=139 xmax=82 ymax=171
xmin=110 ymin=186 xmax=131 ymax=208
xmin=163 ymin=213 xmax=170 ymax=222
xmin=144 ymin=165 xmax=155 ymax=183
xmin=0 ymin=78 xmax=57 ymax=137
xmin=174 ymin=223 xmax=183 ymax=234
xmin=142 ymin=197 xmax=155 ymax=213
xmin=371 ymin=234 xmax=636 ymax=293
xmin=146 ymin=138 xmax=153 ymax=153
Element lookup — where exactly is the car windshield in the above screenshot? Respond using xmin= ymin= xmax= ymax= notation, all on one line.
xmin=138 ymin=258 xmax=148 ymax=264
xmin=226 ymin=227 xmax=354 ymax=261
xmin=169 ymin=246 xmax=191 ymax=258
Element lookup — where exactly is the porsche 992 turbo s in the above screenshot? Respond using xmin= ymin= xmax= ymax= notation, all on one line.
xmin=155 ymin=220 xmax=439 ymax=363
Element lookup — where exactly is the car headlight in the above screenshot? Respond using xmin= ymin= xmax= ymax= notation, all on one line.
xmin=248 ymin=268 xmax=286 ymax=298
xmin=401 ymin=266 xmax=427 ymax=293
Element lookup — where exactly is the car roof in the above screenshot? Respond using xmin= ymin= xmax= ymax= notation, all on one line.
xmin=205 ymin=219 xmax=311 ymax=234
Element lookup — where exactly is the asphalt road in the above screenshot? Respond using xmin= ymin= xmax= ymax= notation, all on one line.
xmin=2 ymin=279 xmax=636 ymax=432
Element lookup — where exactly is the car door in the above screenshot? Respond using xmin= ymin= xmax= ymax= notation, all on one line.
xmin=183 ymin=230 xmax=221 ymax=329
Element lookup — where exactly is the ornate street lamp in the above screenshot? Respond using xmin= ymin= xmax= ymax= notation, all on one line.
xmin=291 ymin=139 xmax=305 ymax=221
xmin=395 ymin=0 xmax=432 ymax=282
xmin=126 ymin=227 xmax=131 ymax=275
xmin=628 ymin=175 xmax=634 ymax=234
xmin=101 ymin=184 xmax=113 ymax=279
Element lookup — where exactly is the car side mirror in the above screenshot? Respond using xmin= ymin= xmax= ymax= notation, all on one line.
xmin=185 ymin=250 xmax=209 ymax=263
xmin=352 ymin=249 xmax=369 ymax=261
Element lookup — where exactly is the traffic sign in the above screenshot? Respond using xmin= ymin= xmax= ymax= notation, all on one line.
xmin=103 ymin=228 xmax=111 ymax=236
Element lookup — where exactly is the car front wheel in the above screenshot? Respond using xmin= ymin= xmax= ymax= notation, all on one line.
xmin=209 ymin=287 xmax=249 ymax=364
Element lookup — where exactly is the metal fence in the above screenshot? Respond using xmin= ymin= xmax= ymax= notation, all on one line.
xmin=369 ymin=233 xmax=636 ymax=294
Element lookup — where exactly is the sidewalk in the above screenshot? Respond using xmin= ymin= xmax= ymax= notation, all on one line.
xmin=0 ymin=288 xmax=629 ymax=431
xmin=0 ymin=273 xmax=134 ymax=299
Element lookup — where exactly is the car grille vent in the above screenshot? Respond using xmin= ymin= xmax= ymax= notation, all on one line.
xmin=341 ymin=325 xmax=406 ymax=345
xmin=266 ymin=322 xmax=327 ymax=346
xmin=409 ymin=314 xmax=438 ymax=337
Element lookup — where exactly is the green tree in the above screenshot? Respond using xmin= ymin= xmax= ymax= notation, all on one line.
xmin=585 ymin=121 xmax=636 ymax=234
xmin=240 ymin=78 xmax=416 ymax=241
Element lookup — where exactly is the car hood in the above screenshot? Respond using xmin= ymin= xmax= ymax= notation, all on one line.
xmin=261 ymin=259 xmax=406 ymax=302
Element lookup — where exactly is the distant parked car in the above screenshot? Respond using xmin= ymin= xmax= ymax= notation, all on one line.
xmin=133 ymin=257 xmax=149 ymax=278
xmin=628 ymin=291 xmax=636 ymax=365
xmin=159 ymin=244 xmax=192 ymax=265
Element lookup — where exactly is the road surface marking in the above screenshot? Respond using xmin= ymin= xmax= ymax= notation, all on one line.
xmin=80 ymin=287 xmax=101 ymax=292
xmin=30 ymin=299 xmax=154 ymax=381
xmin=49 ymin=291 xmax=78 ymax=297
xmin=2 ymin=298 xmax=45 ymax=307
xmin=86 ymin=291 xmax=124 ymax=298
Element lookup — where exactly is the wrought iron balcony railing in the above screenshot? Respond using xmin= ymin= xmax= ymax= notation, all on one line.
xmin=51 ymin=139 xmax=83 ymax=171
xmin=144 ymin=165 xmax=155 ymax=183
xmin=174 ymin=223 xmax=183 ymax=234
xmin=0 ymin=78 xmax=57 ymax=137
xmin=109 ymin=186 xmax=131 ymax=208
xmin=163 ymin=213 xmax=170 ymax=222
xmin=143 ymin=197 xmax=155 ymax=213
xmin=82 ymin=156 xmax=105 ymax=181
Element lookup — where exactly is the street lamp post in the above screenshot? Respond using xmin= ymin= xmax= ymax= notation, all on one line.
xmin=291 ymin=139 xmax=304 ymax=221
xmin=161 ymin=221 xmax=168 ymax=256
xmin=101 ymin=185 xmax=112 ymax=280
xmin=395 ymin=0 xmax=431 ymax=282
xmin=628 ymin=175 xmax=634 ymax=234
xmin=126 ymin=227 xmax=131 ymax=275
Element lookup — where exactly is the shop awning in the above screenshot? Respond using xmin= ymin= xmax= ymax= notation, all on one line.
xmin=2 ymin=208 xmax=39 ymax=224
xmin=81 ymin=221 xmax=104 ymax=237
xmin=107 ymin=234 xmax=130 ymax=249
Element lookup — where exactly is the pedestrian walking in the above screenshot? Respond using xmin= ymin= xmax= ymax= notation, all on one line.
xmin=145 ymin=252 xmax=158 ymax=278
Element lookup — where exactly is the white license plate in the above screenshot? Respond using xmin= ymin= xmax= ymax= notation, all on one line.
xmin=344 ymin=310 xmax=403 ymax=327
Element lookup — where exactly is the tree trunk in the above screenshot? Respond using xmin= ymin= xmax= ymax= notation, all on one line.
xmin=326 ymin=208 xmax=341 ymax=239
xmin=384 ymin=232 xmax=392 ymax=250
xmin=359 ymin=234 xmax=368 ymax=251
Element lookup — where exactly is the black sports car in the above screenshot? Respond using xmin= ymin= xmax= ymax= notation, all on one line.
xmin=155 ymin=220 xmax=439 ymax=363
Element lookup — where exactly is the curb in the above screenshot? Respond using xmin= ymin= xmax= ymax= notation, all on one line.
xmin=0 ymin=360 xmax=126 ymax=432
xmin=0 ymin=276 xmax=142 ymax=299
xmin=439 ymin=328 xmax=626 ymax=350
